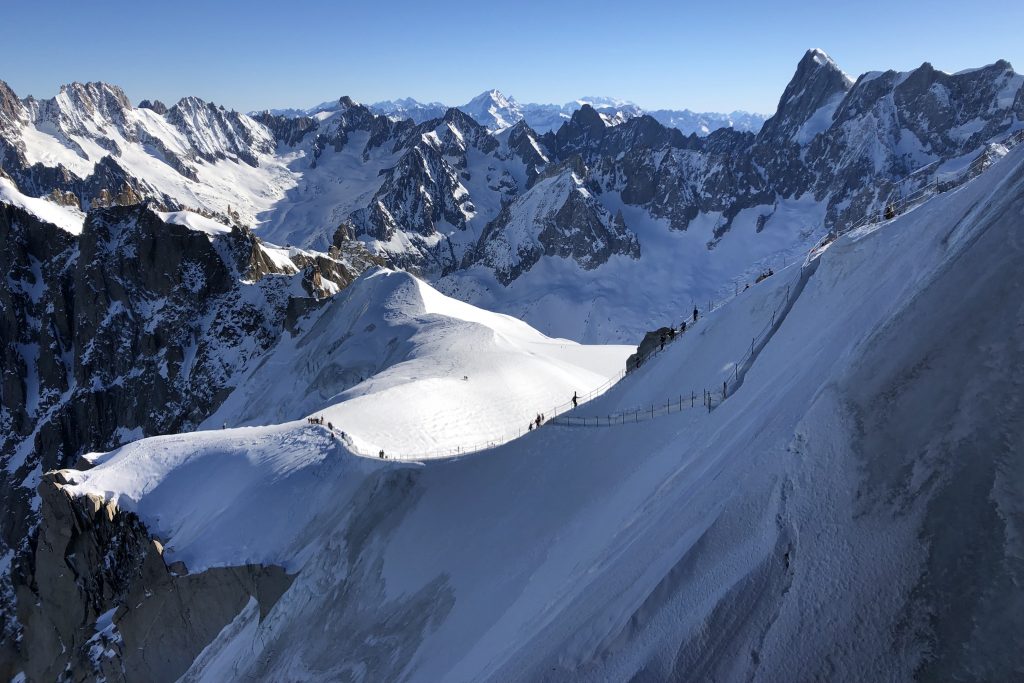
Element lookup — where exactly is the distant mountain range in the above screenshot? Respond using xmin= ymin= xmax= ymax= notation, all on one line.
xmin=263 ymin=89 xmax=767 ymax=136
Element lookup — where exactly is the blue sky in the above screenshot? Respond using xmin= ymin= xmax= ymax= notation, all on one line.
xmin=4 ymin=0 xmax=1022 ymax=115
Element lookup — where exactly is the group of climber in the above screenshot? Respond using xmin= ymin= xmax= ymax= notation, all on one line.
xmin=528 ymin=389 xmax=585 ymax=432
xmin=754 ymin=267 xmax=774 ymax=284
xmin=653 ymin=306 xmax=702 ymax=355
xmin=307 ymin=415 xmax=336 ymax=431
xmin=308 ymin=415 xmax=349 ymax=444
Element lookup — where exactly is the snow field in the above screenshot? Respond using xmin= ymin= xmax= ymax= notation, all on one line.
xmin=58 ymin=144 xmax=1024 ymax=681
xmin=204 ymin=268 xmax=632 ymax=458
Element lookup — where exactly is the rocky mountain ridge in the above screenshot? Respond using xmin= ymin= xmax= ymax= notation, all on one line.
xmin=1 ymin=51 xmax=1020 ymax=306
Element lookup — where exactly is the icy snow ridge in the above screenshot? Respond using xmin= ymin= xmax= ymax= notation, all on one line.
xmin=205 ymin=268 xmax=632 ymax=458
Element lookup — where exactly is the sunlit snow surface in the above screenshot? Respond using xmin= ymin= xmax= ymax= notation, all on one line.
xmin=0 ymin=176 xmax=85 ymax=234
xmin=155 ymin=210 xmax=232 ymax=236
xmin=63 ymin=146 xmax=1024 ymax=680
xmin=204 ymin=268 xmax=632 ymax=457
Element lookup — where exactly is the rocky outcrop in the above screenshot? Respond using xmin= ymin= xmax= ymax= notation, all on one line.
xmin=5 ymin=471 xmax=292 ymax=683
xmin=0 ymin=202 xmax=367 ymax=672
xmin=253 ymin=110 xmax=319 ymax=147
xmin=468 ymin=160 xmax=640 ymax=284
xmin=165 ymin=96 xmax=274 ymax=167
xmin=137 ymin=99 xmax=168 ymax=115
xmin=626 ymin=326 xmax=677 ymax=370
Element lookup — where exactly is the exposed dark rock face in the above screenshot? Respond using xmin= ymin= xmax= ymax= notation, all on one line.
xmin=253 ymin=110 xmax=319 ymax=147
xmin=165 ymin=96 xmax=273 ymax=167
xmin=0 ymin=201 xmax=368 ymax=672
xmin=470 ymin=160 xmax=640 ymax=284
xmin=626 ymin=326 xmax=677 ymax=369
xmin=505 ymin=120 xmax=549 ymax=187
xmin=347 ymin=109 xmax=521 ymax=273
xmin=5 ymin=471 xmax=292 ymax=682
xmin=136 ymin=98 xmax=167 ymax=114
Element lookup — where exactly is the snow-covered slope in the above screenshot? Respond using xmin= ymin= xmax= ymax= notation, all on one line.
xmin=206 ymin=268 xmax=631 ymax=457
xmin=52 ymin=129 xmax=1024 ymax=681
xmin=458 ymin=90 xmax=524 ymax=131
xmin=0 ymin=175 xmax=84 ymax=233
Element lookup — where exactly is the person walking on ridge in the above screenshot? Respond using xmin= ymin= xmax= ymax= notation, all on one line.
xmin=572 ymin=392 xmax=578 ymax=408
xmin=693 ymin=306 xmax=699 ymax=323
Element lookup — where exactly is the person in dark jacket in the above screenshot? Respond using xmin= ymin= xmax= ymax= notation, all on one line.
xmin=693 ymin=307 xmax=699 ymax=322
xmin=572 ymin=392 xmax=578 ymax=408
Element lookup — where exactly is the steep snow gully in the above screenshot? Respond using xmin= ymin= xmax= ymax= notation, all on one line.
xmin=52 ymin=142 xmax=1024 ymax=680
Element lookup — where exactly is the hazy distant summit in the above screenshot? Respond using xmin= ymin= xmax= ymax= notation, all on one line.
xmin=263 ymin=89 xmax=768 ymax=136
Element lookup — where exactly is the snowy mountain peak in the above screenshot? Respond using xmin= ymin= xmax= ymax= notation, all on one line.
xmin=808 ymin=48 xmax=834 ymax=67
xmin=797 ymin=48 xmax=851 ymax=80
xmin=30 ymin=80 xmax=135 ymax=137
xmin=57 ymin=81 xmax=132 ymax=116
xmin=327 ymin=91 xmax=764 ymax=136
xmin=165 ymin=96 xmax=273 ymax=166
xmin=460 ymin=89 xmax=522 ymax=130
xmin=369 ymin=97 xmax=448 ymax=123
xmin=573 ymin=95 xmax=636 ymax=109
xmin=476 ymin=88 xmax=517 ymax=108
xmin=758 ymin=49 xmax=855 ymax=143
xmin=0 ymin=78 xmax=23 ymax=124
xmin=336 ymin=95 xmax=361 ymax=111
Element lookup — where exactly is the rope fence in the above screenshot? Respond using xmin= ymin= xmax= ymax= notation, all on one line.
xmin=331 ymin=129 xmax=1024 ymax=459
